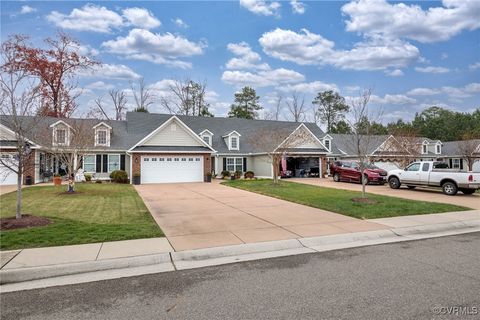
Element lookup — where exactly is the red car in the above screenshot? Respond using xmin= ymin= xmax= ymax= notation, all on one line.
xmin=330 ymin=160 xmax=387 ymax=185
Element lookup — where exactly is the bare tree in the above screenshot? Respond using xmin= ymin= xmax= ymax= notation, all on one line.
xmin=160 ymin=78 xmax=213 ymax=116
xmin=379 ymin=127 xmax=422 ymax=168
xmin=131 ymin=78 xmax=154 ymax=113
xmin=0 ymin=35 xmax=41 ymax=219
xmin=91 ymin=89 xmax=128 ymax=121
xmin=286 ymin=92 xmax=306 ymax=122
xmin=40 ymin=120 xmax=93 ymax=192
xmin=345 ymin=89 xmax=382 ymax=198
xmin=263 ymin=94 xmax=283 ymax=120
xmin=457 ymin=133 xmax=480 ymax=171
xmin=248 ymin=126 xmax=312 ymax=184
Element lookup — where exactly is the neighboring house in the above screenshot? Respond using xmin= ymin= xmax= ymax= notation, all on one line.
xmin=0 ymin=112 xmax=331 ymax=185
xmin=1 ymin=112 xmax=479 ymax=186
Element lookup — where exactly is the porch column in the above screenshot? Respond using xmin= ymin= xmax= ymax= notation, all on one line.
xmin=73 ymin=153 xmax=78 ymax=174
xmin=319 ymin=157 xmax=322 ymax=178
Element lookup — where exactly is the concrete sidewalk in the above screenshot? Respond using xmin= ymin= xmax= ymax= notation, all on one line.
xmin=0 ymin=210 xmax=478 ymax=291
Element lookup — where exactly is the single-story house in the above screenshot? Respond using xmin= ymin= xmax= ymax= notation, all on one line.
xmin=0 ymin=112 xmax=332 ymax=185
xmin=1 ymin=112 xmax=479 ymax=186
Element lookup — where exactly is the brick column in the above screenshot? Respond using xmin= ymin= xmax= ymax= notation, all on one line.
xmin=132 ymin=153 xmax=141 ymax=176
xmin=23 ymin=150 xmax=36 ymax=184
xmin=204 ymin=153 xmax=212 ymax=181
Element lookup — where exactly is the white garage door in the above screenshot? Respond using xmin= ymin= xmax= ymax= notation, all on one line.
xmin=141 ymin=156 xmax=204 ymax=184
xmin=0 ymin=154 xmax=17 ymax=186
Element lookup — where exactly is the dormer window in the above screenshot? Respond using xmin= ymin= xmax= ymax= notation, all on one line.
xmin=223 ymin=131 xmax=241 ymax=151
xmin=97 ymin=130 xmax=107 ymax=145
xmin=50 ymin=120 xmax=71 ymax=146
xmin=56 ymin=129 xmax=66 ymax=145
xmin=422 ymin=143 xmax=428 ymax=154
xmin=93 ymin=122 xmax=112 ymax=147
xmin=436 ymin=144 xmax=441 ymax=154
xmin=199 ymin=129 xmax=213 ymax=146
xmin=231 ymin=136 xmax=238 ymax=150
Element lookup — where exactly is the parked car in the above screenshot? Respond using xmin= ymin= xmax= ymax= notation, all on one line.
xmin=330 ymin=160 xmax=388 ymax=185
xmin=387 ymin=161 xmax=480 ymax=195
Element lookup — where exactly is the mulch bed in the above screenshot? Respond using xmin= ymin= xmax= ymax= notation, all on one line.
xmin=0 ymin=215 xmax=51 ymax=231
xmin=351 ymin=197 xmax=378 ymax=204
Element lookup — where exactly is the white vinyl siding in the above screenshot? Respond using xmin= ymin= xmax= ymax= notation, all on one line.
xmin=143 ymin=120 xmax=203 ymax=147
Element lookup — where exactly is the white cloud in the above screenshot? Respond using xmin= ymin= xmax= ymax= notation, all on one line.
xmin=240 ymin=0 xmax=281 ymax=17
xmin=385 ymin=69 xmax=404 ymax=77
xmin=102 ymin=28 xmax=205 ymax=69
xmin=74 ymin=44 xmax=100 ymax=57
xmin=225 ymin=42 xmax=270 ymax=70
xmin=415 ymin=66 xmax=450 ymax=74
xmin=290 ymin=1 xmax=305 ymax=14
xmin=85 ymin=81 xmax=115 ymax=91
xmin=122 ymin=7 xmax=161 ymax=29
xmin=370 ymin=94 xmax=416 ymax=105
xmin=259 ymin=28 xmax=419 ymax=71
xmin=277 ymin=81 xmax=339 ymax=94
xmin=173 ymin=18 xmax=189 ymax=28
xmin=47 ymin=4 xmax=124 ymax=33
xmin=341 ymin=0 xmax=480 ymax=43
xmin=20 ymin=5 xmax=37 ymax=14
xmin=79 ymin=64 xmax=141 ymax=80
xmin=469 ymin=62 xmax=480 ymax=70
xmin=406 ymin=88 xmax=441 ymax=96
xmin=464 ymin=83 xmax=480 ymax=93
xmin=222 ymin=68 xmax=304 ymax=87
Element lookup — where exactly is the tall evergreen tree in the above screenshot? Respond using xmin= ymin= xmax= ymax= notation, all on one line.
xmin=228 ymin=86 xmax=262 ymax=119
xmin=313 ymin=90 xmax=349 ymax=132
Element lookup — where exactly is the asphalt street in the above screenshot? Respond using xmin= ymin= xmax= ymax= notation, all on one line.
xmin=1 ymin=232 xmax=479 ymax=320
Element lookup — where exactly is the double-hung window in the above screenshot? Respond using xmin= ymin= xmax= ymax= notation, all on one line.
xmin=83 ymin=155 xmax=96 ymax=172
xmin=230 ymin=137 xmax=238 ymax=150
xmin=97 ymin=130 xmax=107 ymax=145
xmin=226 ymin=157 xmax=243 ymax=172
xmin=56 ymin=129 xmax=66 ymax=145
xmin=452 ymin=158 xmax=461 ymax=169
xmin=203 ymin=135 xmax=211 ymax=145
xmin=108 ymin=154 xmax=120 ymax=172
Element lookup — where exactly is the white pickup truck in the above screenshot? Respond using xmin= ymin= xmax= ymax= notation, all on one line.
xmin=387 ymin=161 xmax=480 ymax=196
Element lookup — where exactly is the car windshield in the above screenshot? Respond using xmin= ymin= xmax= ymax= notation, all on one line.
xmin=361 ymin=163 xmax=379 ymax=170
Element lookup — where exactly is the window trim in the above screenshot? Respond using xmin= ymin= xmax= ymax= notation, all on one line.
xmin=452 ymin=158 xmax=461 ymax=169
xmin=107 ymin=154 xmax=120 ymax=172
xmin=323 ymin=138 xmax=331 ymax=152
xmin=202 ymin=135 xmax=211 ymax=146
xmin=54 ymin=128 xmax=67 ymax=146
xmin=230 ymin=136 xmax=239 ymax=150
xmin=83 ymin=154 xmax=96 ymax=173
xmin=226 ymin=157 xmax=243 ymax=172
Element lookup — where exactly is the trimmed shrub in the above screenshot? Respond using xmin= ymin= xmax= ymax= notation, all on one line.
xmin=244 ymin=171 xmax=254 ymax=179
xmin=221 ymin=170 xmax=231 ymax=179
xmin=84 ymin=173 xmax=92 ymax=182
xmin=234 ymin=170 xmax=242 ymax=179
xmin=95 ymin=180 xmax=102 ymax=184
xmin=109 ymin=170 xmax=128 ymax=183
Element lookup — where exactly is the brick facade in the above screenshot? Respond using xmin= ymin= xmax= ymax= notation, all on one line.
xmin=131 ymin=153 xmax=212 ymax=183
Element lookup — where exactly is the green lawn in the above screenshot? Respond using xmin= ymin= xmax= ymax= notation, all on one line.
xmin=223 ymin=179 xmax=469 ymax=219
xmin=0 ymin=183 xmax=163 ymax=250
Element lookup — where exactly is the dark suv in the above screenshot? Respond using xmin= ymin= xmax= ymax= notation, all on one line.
xmin=330 ymin=160 xmax=388 ymax=185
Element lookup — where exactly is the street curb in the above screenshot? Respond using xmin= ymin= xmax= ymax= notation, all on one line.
xmin=0 ymin=253 xmax=172 ymax=285
xmin=171 ymin=239 xmax=315 ymax=270
xmin=1 ymin=220 xmax=479 ymax=290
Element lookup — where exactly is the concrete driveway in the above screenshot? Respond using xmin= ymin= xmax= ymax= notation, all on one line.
xmin=135 ymin=182 xmax=387 ymax=251
xmin=291 ymin=178 xmax=480 ymax=209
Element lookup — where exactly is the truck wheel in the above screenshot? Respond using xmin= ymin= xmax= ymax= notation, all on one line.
xmin=333 ymin=173 xmax=340 ymax=182
xmin=407 ymin=186 xmax=416 ymax=189
xmin=442 ymin=181 xmax=458 ymax=196
xmin=389 ymin=177 xmax=401 ymax=189
xmin=461 ymin=189 xmax=475 ymax=195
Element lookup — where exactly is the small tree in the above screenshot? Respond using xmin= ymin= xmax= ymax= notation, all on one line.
xmin=91 ymin=89 xmax=128 ymax=121
xmin=228 ymin=86 xmax=262 ymax=119
xmin=160 ymin=78 xmax=213 ymax=117
xmin=41 ymin=120 xmax=93 ymax=192
xmin=0 ymin=35 xmax=41 ymax=219
xmin=456 ymin=133 xmax=480 ymax=171
xmin=131 ymin=78 xmax=154 ymax=113
xmin=313 ymin=90 xmax=349 ymax=132
xmin=345 ymin=89 xmax=382 ymax=198
xmin=248 ymin=126 xmax=311 ymax=184
xmin=286 ymin=92 xmax=306 ymax=122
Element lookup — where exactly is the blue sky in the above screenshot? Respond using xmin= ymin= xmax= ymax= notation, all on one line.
xmin=1 ymin=0 xmax=479 ymax=125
